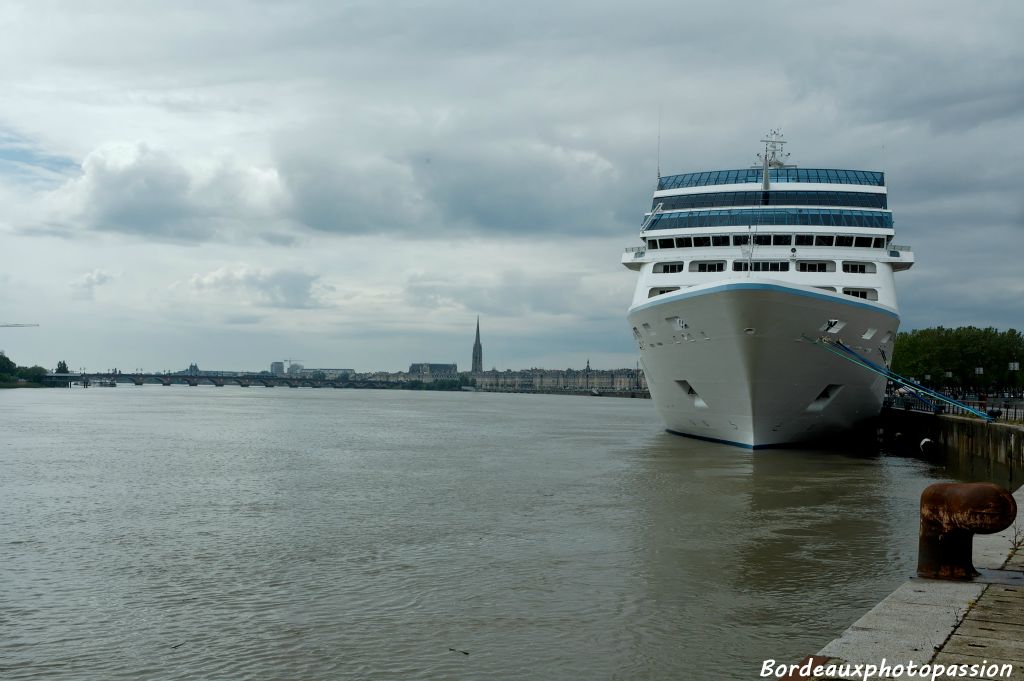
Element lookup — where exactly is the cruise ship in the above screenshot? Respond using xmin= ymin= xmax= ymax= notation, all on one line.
xmin=622 ymin=132 xmax=914 ymax=448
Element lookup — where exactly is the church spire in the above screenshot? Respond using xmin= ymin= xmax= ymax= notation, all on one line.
xmin=471 ymin=317 xmax=483 ymax=373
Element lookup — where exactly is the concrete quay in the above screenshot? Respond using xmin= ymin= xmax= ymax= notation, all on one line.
xmin=784 ymin=485 xmax=1023 ymax=680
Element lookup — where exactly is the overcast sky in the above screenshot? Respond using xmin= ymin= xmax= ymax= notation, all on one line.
xmin=1 ymin=0 xmax=1021 ymax=373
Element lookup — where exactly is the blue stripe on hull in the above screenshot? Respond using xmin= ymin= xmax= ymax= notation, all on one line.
xmin=665 ymin=428 xmax=761 ymax=449
xmin=663 ymin=428 xmax=815 ymax=448
xmin=630 ymin=281 xmax=899 ymax=318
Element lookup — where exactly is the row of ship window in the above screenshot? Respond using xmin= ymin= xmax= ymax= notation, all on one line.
xmin=644 ymin=234 xmax=887 ymax=250
xmin=654 ymin=261 xmax=876 ymax=274
xmin=649 ymin=284 xmax=879 ymax=300
xmin=656 ymin=168 xmax=885 ymax=190
xmin=645 ymin=208 xmax=893 ymax=230
xmin=651 ymin=190 xmax=887 ymax=211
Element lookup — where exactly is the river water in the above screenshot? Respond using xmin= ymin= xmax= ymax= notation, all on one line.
xmin=0 ymin=387 xmax=1014 ymax=680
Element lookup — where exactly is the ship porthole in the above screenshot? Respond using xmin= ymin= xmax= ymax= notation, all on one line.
xmin=743 ymin=328 xmax=755 ymax=335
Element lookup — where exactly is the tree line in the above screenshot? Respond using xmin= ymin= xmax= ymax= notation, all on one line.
xmin=0 ymin=353 xmax=70 ymax=387
xmin=0 ymin=352 xmax=47 ymax=386
xmin=892 ymin=327 xmax=1023 ymax=390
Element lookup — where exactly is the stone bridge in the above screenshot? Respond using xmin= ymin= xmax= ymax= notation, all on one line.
xmin=84 ymin=373 xmax=387 ymax=389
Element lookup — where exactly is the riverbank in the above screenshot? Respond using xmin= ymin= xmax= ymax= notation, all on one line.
xmin=881 ymin=409 xmax=1024 ymax=490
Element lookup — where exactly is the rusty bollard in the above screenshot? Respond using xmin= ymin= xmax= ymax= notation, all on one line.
xmin=917 ymin=482 xmax=1017 ymax=580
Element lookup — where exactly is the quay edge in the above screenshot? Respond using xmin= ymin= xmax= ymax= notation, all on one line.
xmin=793 ymin=484 xmax=1024 ymax=680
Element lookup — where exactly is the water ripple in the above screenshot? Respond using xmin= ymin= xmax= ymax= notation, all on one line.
xmin=0 ymin=388 xmax=994 ymax=680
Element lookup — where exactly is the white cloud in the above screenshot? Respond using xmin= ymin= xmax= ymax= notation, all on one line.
xmin=70 ymin=269 xmax=115 ymax=300
xmin=26 ymin=143 xmax=290 ymax=242
xmin=189 ymin=266 xmax=331 ymax=309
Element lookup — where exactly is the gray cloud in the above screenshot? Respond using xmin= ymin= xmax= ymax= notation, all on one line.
xmin=224 ymin=313 xmax=266 ymax=325
xmin=190 ymin=266 xmax=330 ymax=309
xmin=404 ymin=271 xmax=587 ymax=317
xmin=82 ymin=145 xmax=196 ymax=236
xmin=405 ymin=138 xmax=624 ymax=236
xmin=273 ymin=130 xmax=631 ymax=237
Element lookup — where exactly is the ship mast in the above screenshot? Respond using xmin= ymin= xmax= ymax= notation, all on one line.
xmin=755 ymin=129 xmax=792 ymax=190
xmin=745 ymin=130 xmax=794 ymax=269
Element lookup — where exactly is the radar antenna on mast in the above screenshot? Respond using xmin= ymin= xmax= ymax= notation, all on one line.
xmin=754 ymin=129 xmax=794 ymax=190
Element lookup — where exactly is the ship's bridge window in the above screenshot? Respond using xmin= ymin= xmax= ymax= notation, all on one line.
xmin=814 ymin=235 xmax=835 ymax=246
xmin=711 ymin=235 xmax=730 ymax=246
xmin=732 ymin=235 xmax=750 ymax=246
xmin=836 ymin=236 xmax=855 ymax=247
xmin=692 ymin=236 xmax=711 ymax=247
xmin=873 ymin=237 xmax=887 ymax=248
xmin=691 ymin=261 xmax=726 ymax=272
xmin=772 ymin=234 xmax=792 ymax=245
xmin=655 ymin=262 xmax=686 ymax=273
xmin=797 ymin=261 xmax=835 ymax=273
xmin=657 ymin=238 xmax=675 ymax=249
xmin=842 ymin=262 xmax=876 ymax=274
xmin=843 ymin=288 xmax=878 ymax=300
xmin=855 ymin=236 xmax=873 ymax=247
xmin=795 ymin=234 xmax=814 ymax=246
xmin=733 ymin=261 xmax=790 ymax=272
xmin=754 ymin=234 xmax=772 ymax=246
xmin=648 ymin=287 xmax=681 ymax=298
xmin=675 ymin=237 xmax=692 ymax=248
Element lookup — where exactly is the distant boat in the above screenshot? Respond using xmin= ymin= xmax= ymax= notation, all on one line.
xmin=97 ymin=379 xmax=117 ymax=387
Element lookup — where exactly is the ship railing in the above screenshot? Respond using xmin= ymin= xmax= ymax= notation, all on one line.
xmin=623 ymin=247 xmax=647 ymax=259
xmin=889 ymin=244 xmax=912 ymax=252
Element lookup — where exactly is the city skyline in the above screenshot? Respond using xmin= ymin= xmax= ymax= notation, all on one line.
xmin=1 ymin=1 xmax=1022 ymax=372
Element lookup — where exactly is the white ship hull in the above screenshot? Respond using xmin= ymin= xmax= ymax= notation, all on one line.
xmin=628 ymin=280 xmax=899 ymax=448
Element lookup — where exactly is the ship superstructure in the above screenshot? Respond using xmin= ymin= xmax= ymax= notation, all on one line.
xmin=622 ymin=132 xmax=914 ymax=447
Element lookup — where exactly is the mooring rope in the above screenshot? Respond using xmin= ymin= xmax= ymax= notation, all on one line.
xmin=801 ymin=335 xmax=993 ymax=421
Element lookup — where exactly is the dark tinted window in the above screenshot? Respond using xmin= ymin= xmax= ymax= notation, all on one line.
xmin=657 ymin=168 xmax=884 ymax=190
xmin=652 ymin=190 xmax=887 ymax=211
xmin=644 ymin=208 xmax=893 ymax=231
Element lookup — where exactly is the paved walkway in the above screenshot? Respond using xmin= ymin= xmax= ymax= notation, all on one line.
xmin=784 ymin=486 xmax=1023 ymax=680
